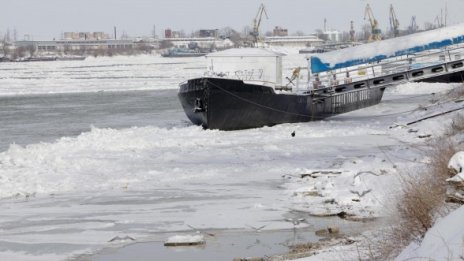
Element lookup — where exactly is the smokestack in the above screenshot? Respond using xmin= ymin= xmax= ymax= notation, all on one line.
xmin=114 ymin=26 xmax=117 ymax=40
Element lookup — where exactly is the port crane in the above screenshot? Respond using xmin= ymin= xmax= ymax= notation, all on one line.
xmin=364 ymin=4 xmax=382 ymax=41
xmin=408 ymin=16 xmax=418 ymax=33
xmin=434 ymin=16 xmax=442 ymax=28
xmin=349 ymin=21 xmax=356 ymax=42
xmin=389 ymin=4 xmax=400 ymax=37
xmin=250 ymin=3 xmax=268 ymax=46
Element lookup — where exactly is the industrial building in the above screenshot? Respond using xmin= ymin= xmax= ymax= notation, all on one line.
xmin=15 ymin=39 xmax=134 ymax=53
xmin=199 ymin=29 xmax=218 ymax=38
xmin=63 ymin=32 xmax=111 ymax=40
xmin=264 ymin=35 xmax=323 ymax=49
xmin=272 ymin=26 xmax=288 ymax=37
xmin=321 ymin=30 xmax=342 ymax=42
xmin=163 ymin=37 xmax=234 ymax=50
xmin=164 ymin=29 xmax=184 ymax=38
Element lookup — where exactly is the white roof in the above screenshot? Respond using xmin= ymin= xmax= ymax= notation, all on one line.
xmin=206 ymin=48 xmax=285 ymax=58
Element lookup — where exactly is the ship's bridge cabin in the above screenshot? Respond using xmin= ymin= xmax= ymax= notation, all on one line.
xmin=204 ymin=48 xmax=289 ymax=89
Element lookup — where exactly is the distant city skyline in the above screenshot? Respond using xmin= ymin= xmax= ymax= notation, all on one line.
xmin=1 ymin=0 xmax=464 ymax=40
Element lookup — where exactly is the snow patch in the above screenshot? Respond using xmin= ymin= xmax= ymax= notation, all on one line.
xmin=396 ymin=206 xmax=464 ymax=260
xmin=448 ymin=151 xmax=464 ymax=182
xmin=165 ymin=234 xmax=205 ymax=244
xmin=385 ymin=82 xmax=459 ymax=95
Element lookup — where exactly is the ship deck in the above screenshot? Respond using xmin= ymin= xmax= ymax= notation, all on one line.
xmin=308 ymin=45 xmax=464 ymax=96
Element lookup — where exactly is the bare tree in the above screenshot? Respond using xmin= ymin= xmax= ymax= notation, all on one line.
xmin=241 ymin=26 xmax=252 ymax=39
xmin=78 ymin=45 xmax=87 ymax=55
xmin=361 ymin=24 xmax=372 ymax=41
xmin=5 ymin=29 xmax=11 ymax=43
xmin=315 ymin=29 xmax=328 ymax=41
xmin=191 ymin=30 xmax=200 ymax=38
xmin=152 ymin=25 xmax=157 ymax=39
xmin=340 ymin=31 xmax=351 ymax=42
xmin=1 ymin=36 xmax=10 ymax=57
xmin=209 ymin=42 xmax=216 ymax=51
xmin=159 ymin=40 xmax=173 ymax=49
xmin=92 ymin=46 xmax=106 ymax=57
xmin=218 ymin=27 xmax=242 ymax=46
xmin=424 ymin=22 xmax=437 ymax=31
xmin=63 ymin=44 xmax=71 ymax=55
xmin=121 ymin=31 xmax=129 ymax=40
xmin=12 ymin=46 xmax=26 ymax=59
xmin=135 ymin=41 xmax=154 ymax=54
xmin=26 ymin=44 xmax=36 ymax=57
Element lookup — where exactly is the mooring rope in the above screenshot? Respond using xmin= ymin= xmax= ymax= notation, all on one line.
xmin=205 ymin=79 xmax=319 ymax=119
xmin=204 ymin=79 xmax=454 ymax=120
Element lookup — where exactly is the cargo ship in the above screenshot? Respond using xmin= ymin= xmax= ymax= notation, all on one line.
xmin=178 ymin=25 xmax=464 ymax=131
xmin=161 ymin=47 xmax=206 ymax=58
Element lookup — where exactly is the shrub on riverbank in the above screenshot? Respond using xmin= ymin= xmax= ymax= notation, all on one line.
xmin=377 ymin=136 xmax=461 ymax=258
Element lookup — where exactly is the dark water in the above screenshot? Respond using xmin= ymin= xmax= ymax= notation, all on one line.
xmin=91 ymin=229 xmax=315 ymax=261
xmin=0 ymin=90 xmax=186 ymax=152
xmin=89 ymin=218 xmax=370 ymax=261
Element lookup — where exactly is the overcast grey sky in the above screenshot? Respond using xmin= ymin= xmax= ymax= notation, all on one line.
xmin=1 ymin=0 xmax=464 ymax=40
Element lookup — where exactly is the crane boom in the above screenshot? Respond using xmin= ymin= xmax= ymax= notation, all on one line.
xmin=364 ymin=4 xmax=381 ymax=41
xmin=434 ymin=16 xmax=441 ymax=28
xmin=409 ymin=16 xmax=418 ymax=33
xmin=250 ymin=3 xmax=268 ymax=46
xmin=389 ymin=4 xmax=400 ymax=37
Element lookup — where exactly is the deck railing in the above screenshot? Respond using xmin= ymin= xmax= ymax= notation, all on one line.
xmin=305 ymin=44 xmax=464 ymax=91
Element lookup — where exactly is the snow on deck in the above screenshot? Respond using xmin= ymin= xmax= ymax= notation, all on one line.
xmin=310 ymin=23 xmax=464 ymax=73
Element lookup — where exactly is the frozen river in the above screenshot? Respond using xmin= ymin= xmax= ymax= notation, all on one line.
xmin=0 ymin=89 xmax=184 ymax=152
xmin=0 ymin=55 xmax=459 ymax=261
xmin=0 ymin=86 xmax=366 ymax=260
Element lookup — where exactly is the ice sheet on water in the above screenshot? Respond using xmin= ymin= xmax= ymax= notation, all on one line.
xmin=0 ymin=120 xmax=389 ymax=198
xmin=165 ymin=234 xmax=204 ymax=244
xmin=0 ymin=55 xmax=206 ymax=96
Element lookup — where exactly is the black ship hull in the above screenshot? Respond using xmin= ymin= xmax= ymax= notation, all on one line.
xmin=418 ymin=70 xmax=464 ymax=83
xmin=178 ymin=58 xmax=464 ymax=131
xmin=178 ymin=78 xmax=385 ymax=130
